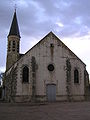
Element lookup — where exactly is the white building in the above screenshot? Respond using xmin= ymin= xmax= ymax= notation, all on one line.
xmin=4 ymin=11 xmax=89 ymax=102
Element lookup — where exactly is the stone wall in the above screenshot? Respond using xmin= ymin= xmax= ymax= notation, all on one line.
xmin=4 ymin=66 xmax=17 ymax=102
xmin=4 ymin=32 xmax=88 ymax=102
xmin=15 ymin=32 xmax=86 ymax=102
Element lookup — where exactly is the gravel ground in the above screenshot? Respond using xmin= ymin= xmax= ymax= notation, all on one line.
xmin=0 ymin=102 xmax=90 ymax=120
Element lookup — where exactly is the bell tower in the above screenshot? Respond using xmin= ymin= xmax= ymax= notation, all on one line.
xmin=6 ymin=10 xmax=20 ymax=70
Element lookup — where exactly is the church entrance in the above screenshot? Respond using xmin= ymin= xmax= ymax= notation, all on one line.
xmin=46 ymin=84 xmax=56 ymax=102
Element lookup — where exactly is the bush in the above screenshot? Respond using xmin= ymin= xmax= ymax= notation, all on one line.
xmin=0 ymin=87 xmax=2 ymax=98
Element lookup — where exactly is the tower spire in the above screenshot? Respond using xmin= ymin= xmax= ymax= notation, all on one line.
xmin=15 ymin=3 xmax=17 ymax=12
xmin=6 ymin=10 xmax=21 ymax=70
xmin=8 ymin=10 xmax=20 ymax=38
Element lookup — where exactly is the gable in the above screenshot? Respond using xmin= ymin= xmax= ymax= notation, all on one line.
xmin=6 ymin=31 xmax=86 ymax=72
xmin=20 ymin=31 xmax=86 ymax=66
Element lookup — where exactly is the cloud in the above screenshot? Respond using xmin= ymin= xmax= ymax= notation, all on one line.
xmin=62 ymin=34 xmax=90 ymax=73
xmin=0 ymin=66 xmax=5 ymax=73
xmin=0 ymin=0 xmax=90 ymax=74
xmin=0 ymin=0 xmax=90 ymax=38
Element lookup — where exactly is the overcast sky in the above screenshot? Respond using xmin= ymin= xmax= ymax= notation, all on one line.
xmin=0 ymin=0 xmax=90 ymax=76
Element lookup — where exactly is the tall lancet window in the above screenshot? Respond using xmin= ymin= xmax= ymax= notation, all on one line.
xmin=22 ymin=66 xmax=29 ymax=83
xmin=17 ymin=41 xmax=19 ymax=52
xmin=74 ymin=69 xmax=79 ymax=83
xmin=12 ymin=40 xmax=16 ymax=51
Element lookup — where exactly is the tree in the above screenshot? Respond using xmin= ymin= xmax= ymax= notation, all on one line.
xmin=0 ymin=73 xmax=4 ymax=85
xmin=0 ymin=73 xmax=4 ymax=98
xmin=0 ymin=72 xmax=4 ymax=79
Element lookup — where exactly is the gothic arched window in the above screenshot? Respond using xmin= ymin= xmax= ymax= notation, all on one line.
xmin=17 ymin=41 xmax=19 ymax=52
xmin=12 ymin=41 xmax=16 ymax=51
xmin=22 ymin=66 xmax=29 ymax=83
xmin=74 ymin=69 xmax=79 ymax=83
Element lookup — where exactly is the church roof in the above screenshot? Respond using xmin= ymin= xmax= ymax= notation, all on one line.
xmin=8 ymin=11 xmax=20 ymax=38
xmin=6 ymin=31 xmax=86 ymax=72
xmin=22 ymin=31 xmax=86 ymax=66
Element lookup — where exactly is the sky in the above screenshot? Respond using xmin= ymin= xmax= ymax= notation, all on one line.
xmin=0 ymin=0 xmax=90 ymax=77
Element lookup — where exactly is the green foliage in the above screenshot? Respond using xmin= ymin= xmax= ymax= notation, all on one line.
xmin=0 ymin=86 xmax=2 ymax=98
xmin=0 ymin=73 xmax=4 ymax=79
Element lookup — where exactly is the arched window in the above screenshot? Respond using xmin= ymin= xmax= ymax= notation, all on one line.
xmin=8 ymin=41 xmax=11 ymax=52
xmin=22 ymin=66 xmax=29 ymax=83
xmin=12 ymin=41 xmax=16 ymax=52
xmin=74 ymin=69 xmax=79 ymax=83
xmin=17 ymin=41 xmax=19 ymax=52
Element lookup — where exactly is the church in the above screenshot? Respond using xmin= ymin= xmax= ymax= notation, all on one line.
xmin=3 ymin=11 xmax=89 ymax=102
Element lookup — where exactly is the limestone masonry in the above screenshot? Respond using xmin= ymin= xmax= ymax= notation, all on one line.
xmin=3 ymin=11 xmax=90 ymax=102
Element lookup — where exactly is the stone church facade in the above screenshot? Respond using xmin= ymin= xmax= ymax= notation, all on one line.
xmin=3 ymin=11 xmax=89 ymax=102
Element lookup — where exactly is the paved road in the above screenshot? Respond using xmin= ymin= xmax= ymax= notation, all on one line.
xmin=0 ymin=102 xmax=90 ymax=120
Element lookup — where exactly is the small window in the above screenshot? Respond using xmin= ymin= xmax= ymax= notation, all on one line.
xmin=8 ymin=47 xmax=11 ymax=52
xmin=48 ymin=64 xmax=54 ymax=71
xmin=50 ymin=43 xmax=54 ymax=48
xmin=8 ymin=41 xmax=11 ymax=46
xmin=22 ymin=66 xmax=29 ymax=83
xmin=17 ymin=41 xmax=19 ymax=52
xmin=12 ymin=41 xmax=15 ymax=49
xmin=74 ymin=69 xmax=79 ymax=83
xmin=12 ymin=49 xmax=15 ymax=51
xmin=13 ymin=41 xmax=15 ymax=45
xmin=8 ymin=41 xmax=11 ymax=52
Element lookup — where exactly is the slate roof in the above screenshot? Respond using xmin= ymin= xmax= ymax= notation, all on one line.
xmin=8 ymin=11 xmax=20 ymax=38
